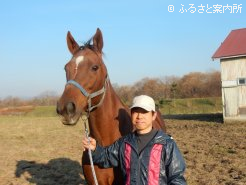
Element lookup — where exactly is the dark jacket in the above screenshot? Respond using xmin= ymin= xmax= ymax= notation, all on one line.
xmin=92 ymin=130 xmax=186 ymax=185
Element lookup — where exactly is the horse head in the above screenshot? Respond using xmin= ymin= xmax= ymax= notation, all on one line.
xmin=57 ymin=28 xmax=108 ymax=125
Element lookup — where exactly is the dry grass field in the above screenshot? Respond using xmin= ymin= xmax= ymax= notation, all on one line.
xmin=0 ymin=115 xmax=245 ymax=185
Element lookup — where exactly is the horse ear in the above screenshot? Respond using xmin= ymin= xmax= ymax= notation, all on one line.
xmin=67 ymin=31 xmax=80 ymax=55
xmin=93 ymin=28 xmax=103 ymax=53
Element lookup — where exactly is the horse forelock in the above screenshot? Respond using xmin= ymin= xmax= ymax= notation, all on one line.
xmin=77 ymin=38 xmax=105 ymax=56
xmin=79 ymin=38 xmax=94 ymax=51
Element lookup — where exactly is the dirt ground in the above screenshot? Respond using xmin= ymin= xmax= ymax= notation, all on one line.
xmin=0 ymin=115 xmax=245 ymax=185
xmin=166 ymin=117 xmax=246 ymax=185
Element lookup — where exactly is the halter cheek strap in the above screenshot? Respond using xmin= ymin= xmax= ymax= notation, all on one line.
xmin=66 ymin=75 xmax=108 ymax=113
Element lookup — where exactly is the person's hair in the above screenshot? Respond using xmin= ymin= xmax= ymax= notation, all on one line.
xmin=130 ymin=108 xmax=155 ymax=115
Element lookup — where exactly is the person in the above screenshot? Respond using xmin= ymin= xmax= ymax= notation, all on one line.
xmin=82 ymin=95 xmax=187 ymax=185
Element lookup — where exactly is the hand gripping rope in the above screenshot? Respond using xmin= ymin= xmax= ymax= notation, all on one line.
xmin=81 ymin=113 xmax=99 ymax=185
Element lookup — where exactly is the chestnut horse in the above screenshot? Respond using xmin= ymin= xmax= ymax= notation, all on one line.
xmin=56 ymin=28 xmax=166 ymax=185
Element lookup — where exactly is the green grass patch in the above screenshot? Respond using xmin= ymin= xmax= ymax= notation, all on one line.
xmin=158 ymin=97 xmax=222 ymax=115
xmin=193 ymin=98 xmax=215 ymax=106
xmin=25 ymin=106 xmax=57 ymax=117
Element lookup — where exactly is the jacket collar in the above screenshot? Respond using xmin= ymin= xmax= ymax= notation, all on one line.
xmin=125 ymin=129 xmax=169 ymax=149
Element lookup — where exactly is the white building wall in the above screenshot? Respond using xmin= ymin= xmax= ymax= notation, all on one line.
xmin=220 ymin=57 xmax=246 ymax=117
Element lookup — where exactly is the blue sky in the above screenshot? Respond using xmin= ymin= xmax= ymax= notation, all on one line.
xmin=0 ymin=0 xmax=245 ymax=98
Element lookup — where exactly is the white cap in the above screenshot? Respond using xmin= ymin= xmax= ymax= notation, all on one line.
xmin=130 ymin=95 xmax=156 ymax=112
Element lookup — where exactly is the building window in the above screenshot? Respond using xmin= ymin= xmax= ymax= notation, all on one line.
xmin=238 ymin=78 xmax=246 ymax=85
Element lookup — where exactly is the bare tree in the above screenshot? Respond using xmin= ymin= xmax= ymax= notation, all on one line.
xmin=177 ymin=71 xmax=221 ymax=98
xmin=160 ymin=76 xmax=181 ymax=99
xmin=113 ymin=83 xmax=135 ymax=105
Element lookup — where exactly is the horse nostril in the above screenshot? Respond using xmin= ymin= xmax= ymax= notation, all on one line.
xmin=66 ymin=102 xmax=76 ymax=115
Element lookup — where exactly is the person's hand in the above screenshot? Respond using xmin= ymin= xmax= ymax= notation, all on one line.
xmin=82 ymin=136 xmax=97 ymax=151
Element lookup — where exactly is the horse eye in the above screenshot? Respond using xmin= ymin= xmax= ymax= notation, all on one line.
xmin=92 ymin=65 xmax=99 ymax=71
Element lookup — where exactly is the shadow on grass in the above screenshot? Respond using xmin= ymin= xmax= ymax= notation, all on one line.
xmin=164 ymin=113 xmax=223 ymax=123
xmin=15 ymin=158 xmax=87 ymax=185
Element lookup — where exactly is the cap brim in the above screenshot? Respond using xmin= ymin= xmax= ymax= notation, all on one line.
xmin=130 ymin=104 xmax=154 ymax=112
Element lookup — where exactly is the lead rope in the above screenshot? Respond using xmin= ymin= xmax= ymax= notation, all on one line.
xmin=81 ymin=113 xmax=99 ymax=185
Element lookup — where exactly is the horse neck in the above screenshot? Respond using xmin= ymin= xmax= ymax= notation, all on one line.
xmin=88 ymin=81 xmax=131 ymax=145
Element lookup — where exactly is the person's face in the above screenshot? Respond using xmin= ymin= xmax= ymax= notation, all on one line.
xmin=131 ymin=107 xmax=157 ymax=134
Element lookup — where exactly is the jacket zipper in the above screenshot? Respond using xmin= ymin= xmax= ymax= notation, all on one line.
xmin=137 ymin=153 xmax=143 ymax=185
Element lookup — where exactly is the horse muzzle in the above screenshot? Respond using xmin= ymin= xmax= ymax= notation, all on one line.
xmin=56 ymin=101 xmax=81 ymax=125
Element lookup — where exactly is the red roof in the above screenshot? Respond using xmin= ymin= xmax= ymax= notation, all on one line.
xmin=212 ymin=28 xmax=246 ymax=59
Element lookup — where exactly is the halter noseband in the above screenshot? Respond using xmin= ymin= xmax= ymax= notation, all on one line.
xmin=66 ymin=75 xmax=108 ymax=113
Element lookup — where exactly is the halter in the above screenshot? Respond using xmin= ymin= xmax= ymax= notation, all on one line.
xmin=66 ymin=76 xmax=109 ymax=185
xmin=66 ymin=75 xmax=109 ymax=113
